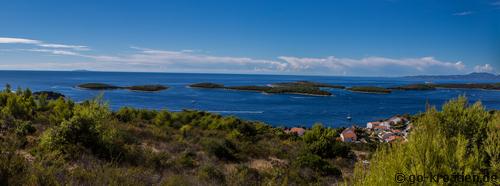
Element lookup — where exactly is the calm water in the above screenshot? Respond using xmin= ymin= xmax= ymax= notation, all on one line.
xmin=1 ymin=70 xmax=499 ymax=127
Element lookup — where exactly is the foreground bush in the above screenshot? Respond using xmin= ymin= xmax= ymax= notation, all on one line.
xmin=0 ymin=85 xmax=351 ymax=185
xmin=354 ymin=96 xmax=499 ymax=185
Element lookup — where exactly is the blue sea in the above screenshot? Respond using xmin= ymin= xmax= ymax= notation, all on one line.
xmin=1 ymin=70 xmax=499 ymax=127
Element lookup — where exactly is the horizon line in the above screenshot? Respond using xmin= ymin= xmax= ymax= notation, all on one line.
xmin=0 ymin=69 xmax=496 ymax=78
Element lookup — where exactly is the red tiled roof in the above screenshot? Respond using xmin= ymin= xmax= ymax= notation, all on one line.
xmin=289 ymin=127 xmax=306 ymax=136
xmin=373 ymin=125 xmax=388 ymax=130
xmin=341 ymin=128 xmax=357 ymax=139
xmin=386 ymin=135 xmax=402 ymax=142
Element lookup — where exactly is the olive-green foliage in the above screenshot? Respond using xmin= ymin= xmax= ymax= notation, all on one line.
xmin=303 ymin=123 xmax=350 ymax=158
xmin=47 ymin=97 xmax=74 ymax=125
xmin=0 ymin=87 xmax=36 ymax=120
xmin=0 ymin=85 xmax=358 ymax=185
xmin=204 ymin=139 xmax=238 ymax=161
xmin=354 ymin=96 xmax=499 ymax=185
xmin=225 ymin=165 xmax=261 ymax=186
xmin=484 ymin=112 xmax=500 ymax=175
xmin=153 ymin=110 xmax=172 ymax=127
xmin=15 ymin=120 xmax=36 ymax=136
xmin=197 ymin=164 xmax=225 ymax=185
xmin=0 ymin=135 xmax=29 ymax=185
xmin=294 ymin=152 xmax=341 ymax=176
xmin=40 ymin=98 xmax=125 ymax=161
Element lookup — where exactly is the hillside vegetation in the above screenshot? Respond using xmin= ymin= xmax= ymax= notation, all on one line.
xmin=0 ymin=85 xmax=353 ymax=185
xmin=1 ymin=84 xmax=497 ymax=185
xmin=354 ymin=96 xmax=499 ymax=185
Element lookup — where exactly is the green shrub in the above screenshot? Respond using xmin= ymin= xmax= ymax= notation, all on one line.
xmin=226 ymin=165 xmax=261 ymax=186
xmin=180 ymin=124 xmax=193 ymax=137
xmin=354 ymin=96 xmax=498 ymax=185
xmin=15 ymin=120 xmax=36 ymax=136
xmin=204 ymin=139 xmax=238 ymax=161
xmin=48 ymin=97 xmax=74 ymax=125
xmin=115 ymin=107 xmax=137 ymax=123
xmin=294 ymin=153 xmax=341 ymax=176
xmin=1 ymin=89 xmax=36 ymax=120
xmin=197 ymin=164 xmax=225 ymax=184
xmin=302 ymin=124 xmax=350 ymax=158
xmin=40 ymin=98 xmax=125 ymax=160
xmin=153 ymin=110 xmax=172 ymax=127
xmin=175 ymin=151 xmax=196 ymax=168
xmin=0 ymin=140 xmax=29 ymax=185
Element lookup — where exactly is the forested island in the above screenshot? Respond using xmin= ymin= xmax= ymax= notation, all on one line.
xmin=389 ymin=84 xmax=436 ymax=91
xmin=346 ymin=86 xmax=392 ymax=94
xmin=77 ymin=83 xmax=168 ymax=92
xmin=76 ymin=81 xmax=500 ymax=96
xmin=190 ymin=81 xmax=500 ymax=96
xmin=271 ymin=81 xmax=345 ymax=89
xmin=189 ymin=81 xmax=335 ymax=96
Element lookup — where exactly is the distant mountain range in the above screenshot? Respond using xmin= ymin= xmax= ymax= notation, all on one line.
xmin=405 ymin=72 xmax=500 ymax=80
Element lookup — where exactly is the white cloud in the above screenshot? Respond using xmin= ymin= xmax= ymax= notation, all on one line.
xmin=0 ymin=37 xmax=486 ymax=76
xmin=277 ymin=56 xmax=465 ymax=75
xmin=87 ymin=47 xmax=289 ymax=71
xmin=453 ymin=11 xmax=473 ymax=16
xmin=0 ymin=37 xmax=89 ymax=51
xmin=37 ymin=43 xmax=89 ymax=51
xmin=0 ymin=37 xmax=40 ymax=44
xmin=74 ymin=48 xmax=466 ymax=75
xmin=25 ymin=49 xmax=81 ymax=56
xmin=474 ymin=64 xmax=494 ymax=73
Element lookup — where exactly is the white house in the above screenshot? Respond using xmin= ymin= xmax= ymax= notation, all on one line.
xmin=366 ymin=121 xmax=381 ymax=129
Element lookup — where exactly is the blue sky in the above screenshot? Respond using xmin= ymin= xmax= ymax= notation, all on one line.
xmin=0 ymin=0 xmax=499 ymax=76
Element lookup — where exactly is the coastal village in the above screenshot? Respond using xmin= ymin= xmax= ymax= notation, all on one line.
xmin=284 ymin=115 xmax=412 ymax=144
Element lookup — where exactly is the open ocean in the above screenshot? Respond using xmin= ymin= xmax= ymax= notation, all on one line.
xmin=1 ymin=70 xmax=499 ymax=127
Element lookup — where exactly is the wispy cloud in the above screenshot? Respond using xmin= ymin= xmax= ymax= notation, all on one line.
xmin=0 ymin=37 xmax=40 ymax=44
xmin=37 ymin=43 xmax=89 ymax=51
xmin=453 ymin=11 xmax=473 ymax=16
xmin=27 ymin=46 xmax=472 ymax=75
xmin=1 ymin=37 xmax=494 ymax=76
xmin=24 ymin=48 xmax=81 ymax=56
xmin=0 ymin=37 xmax=89 ymax=51
xmin=276 ymin=56 xmax=466 ymax=75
